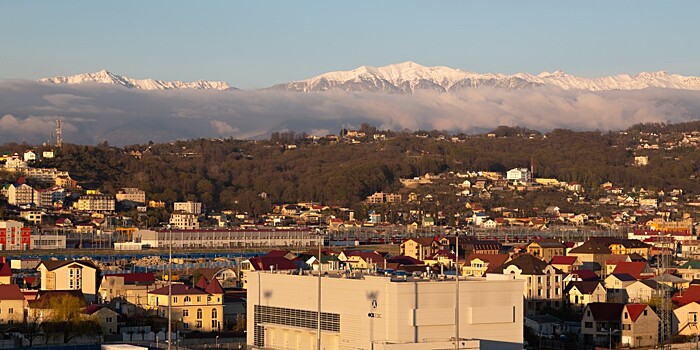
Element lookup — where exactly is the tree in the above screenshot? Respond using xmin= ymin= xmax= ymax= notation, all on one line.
xmin=42 ymin=294 xmax=101 ymax=344
xmin=19 ymin=312 xmax=43 ymax=347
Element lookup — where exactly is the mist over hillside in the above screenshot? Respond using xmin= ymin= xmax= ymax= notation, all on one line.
xmin=1 ymin=79 xmax=699 ymax=145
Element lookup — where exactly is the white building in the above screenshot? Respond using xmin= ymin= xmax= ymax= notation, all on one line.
xmin=169 ymin=212 xmax=199 ymax=230
xmin=23 ymin=151 xmax=36 ymax=162
xmin=116 ymin=187 xmax=146 ymax=204
xmin=174 ymin=201 xmax=202 ymax=215
xmin=247 ymin=271 xmax=524 ymax=350
xmin=77 ymin=195 xmax=115 ymax=212
xmin=30 ymin=234 xmax=67 ymax=250
xmin=20 ymin=210 xmax=42 ymax=225
xmin=133 ymin=228 xmax=317 ymax=249
xmin=37 ymin=259 xmax=100 ymax=302
xmin=7 ymin=183 xmax=35 ymax=207
xmin=506 ymin=168 xmax=531 ymax=183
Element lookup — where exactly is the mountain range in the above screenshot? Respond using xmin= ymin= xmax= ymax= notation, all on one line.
xmin=39 ymin=69 xmax=232 ymax=91
xmin=39 ymin=62 xmax=700 ymax=93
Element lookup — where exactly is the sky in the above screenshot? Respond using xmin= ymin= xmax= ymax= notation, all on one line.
xmin=1 ymin=1 xmax=699 ymax=89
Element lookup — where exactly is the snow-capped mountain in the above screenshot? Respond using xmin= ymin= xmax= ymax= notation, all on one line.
xmin=273 ymin=62 xmax=700 ymax=93
xmin=39 ymin=69 xmax=232 ymax=90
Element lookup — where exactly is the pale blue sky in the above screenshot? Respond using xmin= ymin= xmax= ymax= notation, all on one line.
xmin=1 ymin=1 xmax=698 ymax=89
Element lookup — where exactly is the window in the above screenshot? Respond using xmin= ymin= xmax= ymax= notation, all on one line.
xmin=173 ymin=297 xmax=178 ymax=303
xmin=624 ymin=312 xmax=628 ymax=319
xmin=643 ymin=309 xmax=647 ymax=316
xmin=183 ymin=309 xmax=189 ymax=317
xmin=212 ymin=320 xmax=218 ymax=328
xmin=106 ymin=317 xmax=113 ymax=323
xmin=555 ymin=276 xmax=560 ymax=283
xmin=197 ymin=296 xmax=202 ymax=303
xmin=183 ymin=322 xmax=189 ymax=329
xmin=8 ymin=308 xmax=13 ymax=314
xmin=197 ymin=308 xmax=203 ymax=319
xmin=195 ymin=320 xmax=203 ymax=329
xmin=584 ymin=322 xmax=593 ymax=328
xmin=212 ymin=308 xmax=218 ymax=319
xmin=184 ymin=296 xmax=191 ymax=303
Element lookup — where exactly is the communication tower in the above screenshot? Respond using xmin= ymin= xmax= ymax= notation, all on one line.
xmin=55 ymin=119 xmax=63 ymax=147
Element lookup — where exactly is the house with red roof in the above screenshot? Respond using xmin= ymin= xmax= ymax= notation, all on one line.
xmin=0 ymin=284 xmax=26 ymax=324
xmin=612 ymin=262 xmax=654 ymax=280
xmin=463 ymin=253 xmax=510 ymax=277
xmin=147 ymin=277 xmax=224 ymax=332
xmin=82 ymin=305 xmax=119 ymax=335
xmin=549 ymin=256 xmax=582 ymax=273
xmin=620 ymin=303 xmax=658 ymax=348
xmin=672 ymin=284 xmax=700 ymax=307
xmin=0 ymin=261 xmax=12 ymax=284
xmin=581 ymin=302 xmax=658 ymax=348
xmin=98 ymin=272 xmax=164 ymax=308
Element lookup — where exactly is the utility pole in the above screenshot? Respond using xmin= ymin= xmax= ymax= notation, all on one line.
xmin=167 ymin=226 xmax=173 ymax=350
xmin=455 ymin=230 xmax=460 ymax=350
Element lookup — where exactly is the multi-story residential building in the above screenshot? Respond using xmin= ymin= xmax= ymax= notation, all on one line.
xmin=247 ymin=270 xmax=524 ymax=350
xmin=400 ymin=237 xmax=438 ymax=261
xmin=169 ymin=212 xmax=199 ymax=230
xmin=34 ymin=186 xmax=66 ymax=207
xmin=147 ymin=278 xmax=224 ymax=332
xmin=77 ymin=195 xmax=115 ymax=212
xmin=37 ymin=260 xmax=100 ymax=303
xmin=365 ymin=192 xmax=402 ymax=204
xmin=506 ymin=168 xmax=532 ymax=183
xmin=0 ymin=284 xmax=27 ymax=324
xmin=495 ymin=254 xmax=565 ymax=314
xmin=23 ymin=168 xmax=71 ymax=186
xmin=0 ymin=220 xmax=31 ymax=250
xmin=7 ymin=183 xmax=35 ymax=207
xmin=526 ymin=239 xmax=566 ymax=262
xmin=116 ymin=187 xmax=146 ymax=204
xmin=174 ymin=201 xmax=202 ymax=215
xmin=20 ymin=210 xmax=42 ymax=225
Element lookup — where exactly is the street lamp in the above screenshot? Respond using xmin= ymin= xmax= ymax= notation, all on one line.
xmin=602 ymin=328 xmax=619 ymax=349
xmin=215 ymin=335 xmax=219 ymax=349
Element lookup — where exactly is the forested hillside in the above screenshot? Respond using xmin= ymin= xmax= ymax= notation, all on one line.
xmin=3 ymin=123 xmax=699 ymax=214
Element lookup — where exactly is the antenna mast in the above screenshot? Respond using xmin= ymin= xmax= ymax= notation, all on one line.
xmin=56 ymin=119 xmax=63 ymax=147
xmin=657 ymin=234 xmax=672 ymax=349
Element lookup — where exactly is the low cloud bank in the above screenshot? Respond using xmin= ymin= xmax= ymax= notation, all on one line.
xmin=0 ymin=80 xmax=698 ymax=145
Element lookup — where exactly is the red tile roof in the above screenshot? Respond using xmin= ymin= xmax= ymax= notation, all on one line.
xmin=104 ymin=273 xmax=156 ymax=284
xmin=0 ymin=284 xmax=24 ymax=300
xmin=612 ymin=262 xmax=651 ymax=280
xmin=248 ymin=256 xmax=298 ymax=271
xmin=625 ymin=304 xmax=648 ymax=322
xmin=195 ymin=276 xmax=209 ymax=290
xmin=82 ymin=305 xmax=104 ymax=315
xmin=549 ymin=256 xmax=578 ymax=265
xmin=673 ymin=285 xmax=700 ymax=306
xmin=205 ymin=277 xmax=224 ymax=295
xmin=569 ymin=270 xmax=599 ymax=281
xmin=466 ymin=253 xmax=510 ymax=272
xmin=0 ymin=263 xmax=11 ymax=277
xmin=149 ymin=284 xmax=210 ymax=296
xmin=586 ymin=302 xmax=625 ymax=321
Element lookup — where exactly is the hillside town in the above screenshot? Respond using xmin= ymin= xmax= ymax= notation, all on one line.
xmin=0 ymin=125 xmax=699 ymax=349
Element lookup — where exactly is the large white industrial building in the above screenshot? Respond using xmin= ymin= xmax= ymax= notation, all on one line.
xmin=247 ymin=271 xmax=524 ymax=350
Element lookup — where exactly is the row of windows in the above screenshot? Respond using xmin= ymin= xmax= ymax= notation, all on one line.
xmin=0 ymin=308 xmax=14 ymax=314
xmin=253 ymin=305 xmax=340 ymax=347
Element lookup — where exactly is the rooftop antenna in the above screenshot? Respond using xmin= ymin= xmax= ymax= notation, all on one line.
xmin=55 ymin=119 xmax=63 ymax=148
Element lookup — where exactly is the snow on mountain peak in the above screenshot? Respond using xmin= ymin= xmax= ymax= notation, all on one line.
xmin=39 ymin=70 xmax=232 ymax=91
xmin=274 ymin=63 xmax=700 ymax=93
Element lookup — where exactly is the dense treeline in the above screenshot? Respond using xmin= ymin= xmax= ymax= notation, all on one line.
xmin=3 ymin=122 xmax=699 ymax=214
